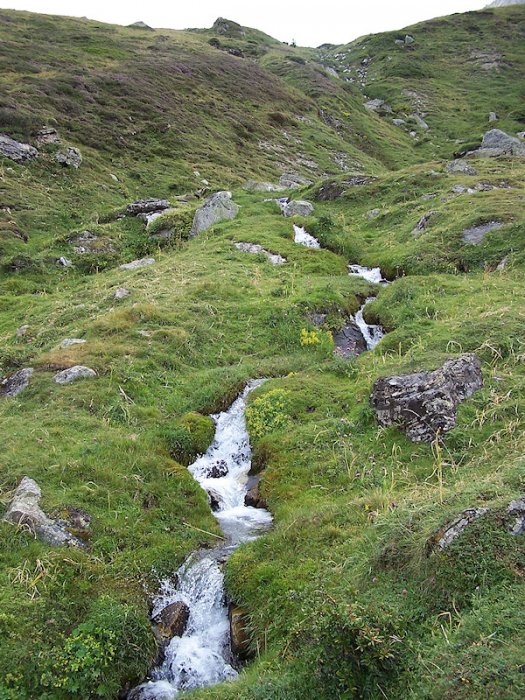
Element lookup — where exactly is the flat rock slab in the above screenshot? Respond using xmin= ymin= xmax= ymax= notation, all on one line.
xmin=234 ymin=242 xmax=286 ymax=265
xmin=463 ymin=221 xmax=504 ymax=244
xmin=333 ymin=324 xmax=367 ymax=358
xmin=59 ymin=338 xmax=86 ymax=349
xmin=3 ymin=476 xmax=84 ymax=547
xmin=119 ymin=257 xmax=155 ymax=270
xmin=0 ymin=134 xmax=38 ymax=163
xmin=282 ymin=200 xmax=314 ymax=217
xmin=371 ymin=353 xmax=483 ymax=442
xmin=127 ymin=199 xmax=170 ymax=215
xmin=428 ymin=508 xmax=490 ymax=552
xmin=114 ymin=287 xmax=131 ymax=300
xmin=0 ymin=368 xmax=34 ymax=398
xmin=446 ymin=160 xmax=477 ymax=176
xmin=507 ymin=497 xmax=525 ymax=536
xmin=243 ymin=180 xmax=284 ymax=192
xmin=190 ymin=191 xmax=239 ymax=237
xmin=54 ymin=366 xmax=96 ymax=384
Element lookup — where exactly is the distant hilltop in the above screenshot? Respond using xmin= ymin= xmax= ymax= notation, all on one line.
xmin=486 ymin=0 xmax=525 ymax=8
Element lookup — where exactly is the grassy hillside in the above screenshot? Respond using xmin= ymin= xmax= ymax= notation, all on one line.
xmin=0 ymin=5 xmax=524 ymax=700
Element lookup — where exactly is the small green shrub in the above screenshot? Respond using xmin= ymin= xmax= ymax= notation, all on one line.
xmin=147 ymin=206 xmax=196 ymax=243
xmin=246 ymin=389 xmax=291 ymax=440
xmin=163 ymin=412 xmax=215 ymax=464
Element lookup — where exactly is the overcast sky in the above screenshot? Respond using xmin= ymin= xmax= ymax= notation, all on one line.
xmin=2 ymin=1 xmax=489 ymax=45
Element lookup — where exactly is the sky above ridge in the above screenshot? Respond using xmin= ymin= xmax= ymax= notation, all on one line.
xmin=2 ymin=0 xmax=489 ymax=45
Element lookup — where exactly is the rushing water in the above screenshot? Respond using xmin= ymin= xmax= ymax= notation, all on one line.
xmin=130 ymin=381 xmax=271 ymax=700
xmin=348 ymin=265 xmax=389 ymax=350
xmin=293 ymin=224 xmax=321 ymax=249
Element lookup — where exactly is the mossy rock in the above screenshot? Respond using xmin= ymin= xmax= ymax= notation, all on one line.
xmin=165 ymin=412 xmax=215 ymax=465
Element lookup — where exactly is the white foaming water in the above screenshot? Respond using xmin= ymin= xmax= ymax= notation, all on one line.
xmin=293 ymin=224 xmax=320 ymax=248
xmin=129 ymin=381 xmax=272 ymax=700
xmin=355 ymin=298 xmax=384 ymax=350
xmin=348 ymin=264 xmax=386 ymax=284
xmin=348 ymin=265 xmax=389 ymax=350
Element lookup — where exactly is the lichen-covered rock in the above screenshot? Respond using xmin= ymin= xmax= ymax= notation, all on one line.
xmin=127 ymin=199 xmax=170 ymax=215
xmin=3 ymin=477 xmax=83 ymax=547
xmin=234 ymin=242 xmax=286 ymax=265
xmin=506 ymin=497 xmax=525 ymax=535
xmin=0 ymin=134 xmax=38 ymax=163
xmin=427 ymin=507 xmax=490 ymax=552
xmin=119 ymin=257 xmax=155 ymax=270
xmin=371 ymin=354 xmax=483 ymax=442
xmin=153 ymin=601 xmax=190 ymax=642
xmin=55 ymin=146 xmax=82 ymax=168
xmin=282 ymin=200 xmax=314 ymax=217
xmin=190 ymin=191 xmax=239 ymax=237
xmin=279 ymin=173 xmax=312 ymax=189
xmin=475 ymin=129 xmax=525 ymax=158
xmin=54 ymin=365 xmax=96 ymax=384
xmin=0 ymin=368 xmax=34 ymax=398
xmin=412 ymin=211 xmax=437 ymax=236
xmin=446 ymin=160 xmax=477 ymax=176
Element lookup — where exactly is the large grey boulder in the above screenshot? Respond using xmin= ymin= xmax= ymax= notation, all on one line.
xmin=446 ymin=160 xmax=477 ymax=176
xmin=282 ymin=200 xmax=314 ymax=217
xmin=3 ymin=477 xmax=83 ymax=547
xmin=127 ymin=199 xmax=170 ymax=216
xmin=54 ymin=366 xmax=96 ymax=384
xmin=0 ymin=134 xmax=38 ymax=163
xmin=190 ymin=191 xmax=239 ymax=237
xmin=55 ymin=147 xmax=82 ymax=168
xmin=371 ymin=354 xmax=483 ymax=442
xmin=474 ymin=129 xmax=525 ymax=158
xmin=0 ymin=368 xmax=34 ymax=398
xmin=119 ymin=257 xmax=155 ymax=270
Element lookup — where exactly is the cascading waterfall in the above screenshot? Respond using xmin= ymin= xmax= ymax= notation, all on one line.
xmin=293 ymin=224 xmax=321 ymax=249
xmin=129 ymin=381 xmax=271 ymax=700
xmin=348 ymin=264 xmax=389 ymax=350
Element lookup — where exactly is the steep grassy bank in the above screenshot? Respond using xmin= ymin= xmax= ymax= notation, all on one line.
xmin=0 ymin=5 xmax=524 ymax=699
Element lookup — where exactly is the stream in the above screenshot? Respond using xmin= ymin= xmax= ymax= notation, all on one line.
xmin=129 ymin=381 xmax=272 ymax=699
xmin=129 ymin=235 xmax=388 ymax=698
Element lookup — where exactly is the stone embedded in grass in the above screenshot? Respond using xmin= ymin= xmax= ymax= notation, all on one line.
xmin=282 ymin=200 xmax=314 ymax=217
xmin=412 ymin=211 xmax=437 ymax=236
xmin=474 ymin=129 xmax=525 ymax=158
xmin=229 ymin=606 xmax=252 ymax=660
xmin=55 ymin=146 xmax=82 ymax=168
xmin=463 ymin=221 xmax=505 ymax=244
xmin=243 ymin=180 xmax=284 ymax=192
xmin=506 ymin=497 xmax=525 ymax=535
xmin=364 ymin=98 xmax=393 ymax=114
xmin=234 ymin=242 xmax=286 ymax=265
xmin=190 ymin=191 xmax=240 ymax=237
xmin=0 ymin=368 xmax=34 ymax=398
xmin=16 ymin=325 xmax=29 ymax=337
xmin=367 ymin=208 xmax=381 ymax=219
xmin=428 ymin=507 xmax=490 ymax=552
xmin=489 ymin=111 xmax=498 ymax=122
xmin=119 ymin=257 xmax=155 ymax=270
xmin=54 ymin=365 xmax=96 ymax=384
xmin=412 ymin=114 xmax=429 ymax=130
xmin=59 ymin=338 xmax=86 ymax=349
xmin=279 ymin=173 xmax=312 ymax=188
xmin=392 ymin=118 xmax=406 ymax=126
xmin=333 ymin=324 xmax=367 ymax=358
xmin=446 ymin=160 xmax=477 ymax=176
xmin=114 ymin=287 xmax=131 ymax=300
xmin=57 ymin=256 xmax=72 ymax=267
xmin=371 ymin=353 xmax=483 ymax=442
xmin=3 ymin=476 xmax=84 ymax=547
xmin=0 ymin=134 xmax=38 ymax=163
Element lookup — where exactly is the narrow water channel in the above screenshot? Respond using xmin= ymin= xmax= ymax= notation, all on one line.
xmin=129 ymin=381 xmax=271 ymax=699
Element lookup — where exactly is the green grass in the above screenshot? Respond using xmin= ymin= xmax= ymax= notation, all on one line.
xmin=0 ymin=5 xmax=524 ymax=699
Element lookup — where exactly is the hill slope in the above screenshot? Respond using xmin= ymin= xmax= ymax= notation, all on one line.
xmin=0 ymin=5 xmax=524 ymax=700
